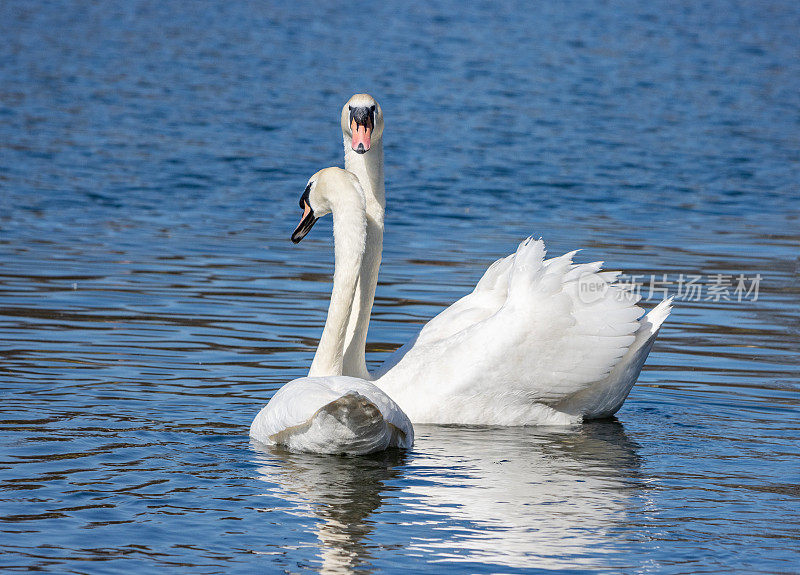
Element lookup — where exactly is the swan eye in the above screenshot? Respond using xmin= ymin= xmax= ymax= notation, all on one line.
xmin=370 ymin=105 xmax=376 ymax=112
xmin=348 ymin=105 xmax=353 ymax=110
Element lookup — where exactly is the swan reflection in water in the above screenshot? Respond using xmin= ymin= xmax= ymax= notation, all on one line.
xmin=252 ymin=421 xmax=643 ymax=572
xmin=251 ymin=442 xmax=407 ymax=573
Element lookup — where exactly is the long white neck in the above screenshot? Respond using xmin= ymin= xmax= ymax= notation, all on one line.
xmin=308 ymin=201 xmax=366 ymax=378
xmin=344 ymin=139 xmax=385 ymax=211
xmin=341 ymin=139 xmax=385 ymax=380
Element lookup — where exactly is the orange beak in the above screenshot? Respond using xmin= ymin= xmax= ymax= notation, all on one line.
xmin=351 ymin=118 xmax=372 ymax=153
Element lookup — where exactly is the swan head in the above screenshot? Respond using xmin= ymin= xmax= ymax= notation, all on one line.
xmin=341 ymin=93 xmax=383 ymax=154
xmin=291 ymin=167 xmax=365 ymax=243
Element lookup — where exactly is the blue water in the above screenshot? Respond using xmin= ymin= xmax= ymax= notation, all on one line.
xmin=1 ymin=1 xmax=799 ymax=573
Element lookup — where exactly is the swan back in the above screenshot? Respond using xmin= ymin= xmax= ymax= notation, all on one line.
xmin=250 ymin=376 xmax=413 ymax=455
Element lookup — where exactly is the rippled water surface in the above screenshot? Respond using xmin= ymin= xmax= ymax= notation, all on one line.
xmin=2 ymin=1 xmax=799 ymax=573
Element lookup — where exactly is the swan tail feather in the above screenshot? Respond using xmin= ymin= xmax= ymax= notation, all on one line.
xmin=640 ymin=297 xmax=673 ymax=337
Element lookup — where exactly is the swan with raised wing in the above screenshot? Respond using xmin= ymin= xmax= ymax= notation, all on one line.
xmin=249 ymin=168 xmax=413 ymax=454
xmin=334 ymin=93 xmax=671 ymax=425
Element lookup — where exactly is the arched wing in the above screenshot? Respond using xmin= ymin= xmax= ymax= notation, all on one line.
xmin=377 ymin=239 xmax=644 ymax=410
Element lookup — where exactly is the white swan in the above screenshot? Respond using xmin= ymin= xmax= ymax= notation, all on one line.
xmin=339 ymin=94 xmax=385 ymax=380
xmin=333 ymin=93 xmax=672 ymax=425
xmin=249 ymin=168 xmax=413 ymax=454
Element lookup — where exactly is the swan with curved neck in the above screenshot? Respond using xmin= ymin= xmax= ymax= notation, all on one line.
xmin=321 ymin=94 xmax=672 ymax=425
xmin=249 ymin=168 xmax=412 ymax=454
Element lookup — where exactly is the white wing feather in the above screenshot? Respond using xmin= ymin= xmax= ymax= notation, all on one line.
xmin=376 ymin=238 xmax=668 ymax=424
